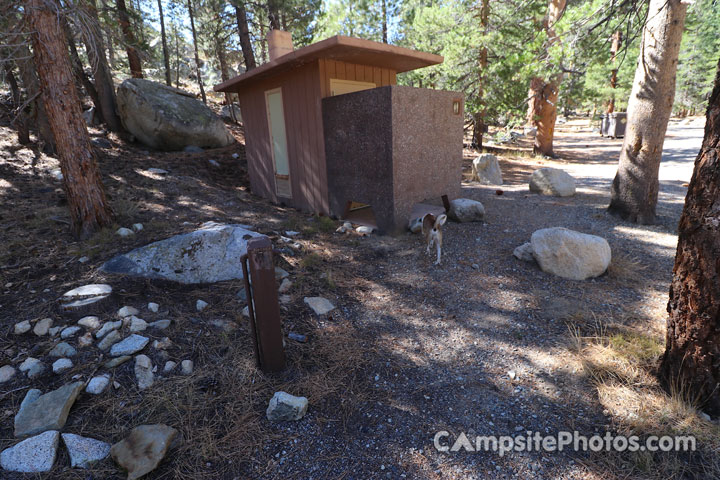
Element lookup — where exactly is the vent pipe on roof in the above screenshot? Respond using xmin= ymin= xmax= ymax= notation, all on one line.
xmin=267 ymin=30 xmax=294 ymax=61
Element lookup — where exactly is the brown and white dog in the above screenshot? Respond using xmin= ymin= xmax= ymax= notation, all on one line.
xmin=421 ymin=213 xmax=448 ymax=265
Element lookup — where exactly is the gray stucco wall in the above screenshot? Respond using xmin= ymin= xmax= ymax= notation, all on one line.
xmin=322 ymin=85 xmax=463 ymax=233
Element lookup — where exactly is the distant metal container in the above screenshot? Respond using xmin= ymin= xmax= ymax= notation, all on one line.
xmin=601 ymin=112 xmax=627 ymax=138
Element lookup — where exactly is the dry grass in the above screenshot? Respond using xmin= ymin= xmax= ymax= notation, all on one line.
xmin=45 ymin=317 xmax=370 ymax=480
xmin=607 ymin=250 xmax=647 ymax=286
xmin=570 ymin=320 xmax=720 ymax=479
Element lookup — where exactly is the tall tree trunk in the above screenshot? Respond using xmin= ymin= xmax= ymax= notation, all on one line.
xmin=63 ymin=18 xmax=102 ymax=117
xmin=267 ymin=0 xmax=280 ymax=30
xmin=3 ymin=64 xmax=31 ymax=144
xmin=116 ymin=0 xmax=143 ymax=77
xmin=382 ymin=0 xmax=388 ymax=44
xmin=259 ymin=21 xmax=267 ymax=63
xmin=82 ymin=0 xmax=124 ymax=132
xmin=157 ymin=0 xmax=172 ymax=85
xmin=187 ymin=0 xmax=206 ymax=104
xmin=16 ymin=45 xmax=56 ymax=153
xmin=472 ymin=0 xmax=489 ymax=149
xmin=216 ymin=38 xmax=237 ymax=122
xmin=526 ymin=0 xmax=566 ymax=157
xmin=659 ymin=56 xmax=720 ymax=414
xmin=174 ymin=23 xmax=180 ymax=88
xmin=235 ymin=2 xmax=256 ymax=71
xmin=607 ymin=31 xmax=622 ymax=114
xmin=25 ymin=0 xmax=113 ymax=239
xmin=608 ymin=0 xmax=687 ymax=223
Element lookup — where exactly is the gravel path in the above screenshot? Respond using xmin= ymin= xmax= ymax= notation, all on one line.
xmin=259 ymin=118 xmax=704 ymax=479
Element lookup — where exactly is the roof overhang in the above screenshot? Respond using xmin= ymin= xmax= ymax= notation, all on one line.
xmin=214 ymin=35 xmax=443 ymax=93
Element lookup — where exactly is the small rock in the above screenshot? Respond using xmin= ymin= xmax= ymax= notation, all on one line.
xmin=129 ymin=316 xmax=148 ymax=333
xmin=231 ymin=153 xmax=239 ymax=159
xmin=48 ymin=326 xmax=62 ymax=336
xmin=14 ymin=320 xmax=31 ymax=335
xmin=209 ymin=319 xmax=236 ymax=332
xmin=304 ymin=297 xmax=335 ymax=315
xmin=33 ymin=318 xmax=53 ymax=336
xmin=104 ymin=356 xmax=132 ymax=369
xmin=0 ymin=430 xmax=60 ymax=472
xmin=196 ymin=300 xmax=208 ymax=311
xmin=78 ymin=256 xmax=90 ymax=263
xmin=147 ymin=168 xmax=168 ymax=175
xmin=242 ymin=306 xmax=250 ymax=317
xmin=52 ymin=358 xmax=73 ymax=374
xmin=278 ymin=278 xmax=292 ymax=293
xmin=275 ymin=267 xmax=290 ymax=280
xmin=86 ymin=375 xmax=111 ymax=395
xmin=148 ymin=302 xmax=159 ymax=313
xmin=508 ymin=370 xmax=517 ymax=380
xmin=61 ymin=284 xmax=112 ymax=311
xmin=78 ymin=332 xmax=94 ymax=348
xmin=14 ymin=382 xmax=84 ymax=437
xmin=110 ymin=334 xmax=149 ymax=357
xmin=180 ymin=360 xmax=193 ymax=375
xmin=149 ymin=319 xmax=171 ymax=330
xmin=118 ymin=306 xmax=139 ymax=318
xmin=116 ymin=227 xmax=134 ymax=237
xmin=279 ymin=295 xmax=291 ymax=305
xmin=152 ymin=338 xmax=172 ymax=350
xmin=208 ymin=159 xmax=220 ymax=167
xmin=0 ymin=365 xmax=17 ymax=383
xmin=266 ymin=391 xmax=309 ymax=421
xmin=49 ymin=342 xmax=77 ymax=358
xmin=700 ymin=412 xmax=711 ymax=421
xmin=61 ymin=433 xmax=110 ymax=468
xmin=134 ymin=355 xmax=154 ymax=390
xmin=98 ymin=330 xmax=122 ymax=351
xmin=184 ymin=145 xmax=203 ymax=153
xmin=513 ymin=242 xmax=535 ymax=262
xmin=285 ymin=230 xmax=299 ymax=237
xmin=18 ymin=358 xmax=45 ymax=379
xmin=78 ymin=316 xmax=101 ymax=330
xmin=110 ymin=424 xmax=178 ymax=480
xmin=132 ymin=223 xmax=144 ymax=232
xmin=237 ymin=289 xmax=247 ymax=302
xmin=60 ymin=326 xmax=82 ymax=339
xmin=288 ymin=332 xmax=307 ymax=343
xmin=163 ymin=361 xmax=177 ymax=373
xmin=448 ymin=198 xmax=485 ymax=223
xmin=96 ymin=320 xmax=122 ymax=339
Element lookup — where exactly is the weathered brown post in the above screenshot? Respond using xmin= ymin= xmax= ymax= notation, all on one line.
xmin=241 ymin=236 xmax=285 ymax=372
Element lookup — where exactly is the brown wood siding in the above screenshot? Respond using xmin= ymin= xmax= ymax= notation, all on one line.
xmin=235 ymin=61 xmax=329 ymax=213
xmin=318 ymin=59 xmax=397 ymax=98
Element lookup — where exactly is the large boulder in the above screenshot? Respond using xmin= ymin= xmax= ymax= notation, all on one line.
xmin=530 ymin=227 xmax=611 ymax=280
xmin=220 ymin=103 xmax=242 ymax=122
xmin=471 ymin=153 xmax=503 ymax=185
xmin=116 ymin=79 xmax=235 ymax=151
xmin=529 ymin=168 xmax=576 ymax=197
xmin=448 ymin=198 xmax=485 ymax=223
xmin=101 ymin=223 xmax=264 ymax=284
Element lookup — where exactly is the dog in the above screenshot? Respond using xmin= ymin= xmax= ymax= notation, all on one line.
xmin=421 ymin=213 xmax=447 ymax=265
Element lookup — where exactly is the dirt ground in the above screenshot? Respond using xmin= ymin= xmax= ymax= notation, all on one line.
xmin=0 ymin=116 xmax=713 ymax=479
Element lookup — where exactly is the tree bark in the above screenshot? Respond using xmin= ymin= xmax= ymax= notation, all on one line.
xmin=659 ymin=56 xmax=720 ymax=414
xmin=472 ymin=0 xmax=489 ymax=149
xmin=81 ymin=0 xmax=124 ymax=132
xmin=526 ymin=0 xmax=566 ymax=157
xmin=607 ymin=31 xmax=622 ymax=114
xmin=187 ymin=0 xmax=206 ymax=104
xmin=267 ymin=0 xmax=280 ymax=30
xmin=25 ymin=0 xmax=113 ymax=239
xmin=157 ymin=0 xmax=172 ymax=85
xmin=235 ymin=2 xmax=256 ymax=71
xmin=3 ymin=64 xmax=31 ymax=144
xmin=382 ymin=0 xmax=388 ymax=44
xmin=16 ymin=45 xmax=56 ymax=153
xmin=527 ymin=77 xmax=559 ymax=156
xmin=116 ymin=0 xmax=143 ymax=78
xmin=608 ymin=0 xmax=687 ymax=224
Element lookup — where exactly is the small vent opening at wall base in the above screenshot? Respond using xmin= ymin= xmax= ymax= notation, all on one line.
xmin=343 ymin=201 xmax=377 ymax=230
xmin=276 ymin=175 xmax=291 ymax=198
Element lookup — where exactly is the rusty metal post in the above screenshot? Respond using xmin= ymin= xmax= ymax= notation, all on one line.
xmin=242 ymin=236 xmax=285 ymax=372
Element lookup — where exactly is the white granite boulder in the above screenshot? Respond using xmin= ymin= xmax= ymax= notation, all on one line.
xmin=448 ymin=198 xmax=485 ymax=223
xmin=266 ymin=391 xmax=308 ymax=421
xmin=101 ymin=223 xmax=264 ymax=284
xmin=471 ymin=153 xmax=503 ymax=185
xmin=530 ymin=227 xmax=611 ymax=280
xmin=529 ymin=168 xmax=576 ymax=197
